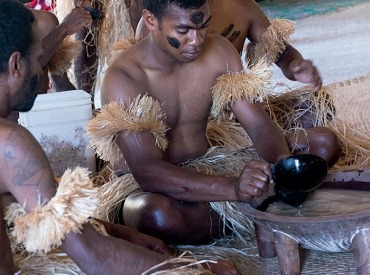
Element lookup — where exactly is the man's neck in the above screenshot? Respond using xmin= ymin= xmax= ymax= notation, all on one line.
xmin=0 ymin=85 xmax=11 ymax=119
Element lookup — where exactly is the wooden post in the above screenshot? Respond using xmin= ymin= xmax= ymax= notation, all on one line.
xmin=255 ymin=224 xmax=276 ymax=258
xmin=275 ymin=232 xmax=300 ymax=275
xmin=352 ymin=229 xmax=370 ymax=275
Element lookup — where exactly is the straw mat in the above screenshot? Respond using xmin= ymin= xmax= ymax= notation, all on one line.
xmin=178 ymin=236 xmax=358 ymax=275
xmin=270 ymin=3 xmax=370 ymax=93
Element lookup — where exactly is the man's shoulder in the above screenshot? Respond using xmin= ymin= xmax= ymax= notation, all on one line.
xmin=0 ymin=118 xmax=29 ymax=134
xmin=0 ymin=119 xmax=30 ymax=146
xmin=105 ymin=52 xmax=143 ymax=84
xmin=204 ymin=34 xmax=240 ymax=59
xmin=32 ymin=9 xmax=59 ymax=36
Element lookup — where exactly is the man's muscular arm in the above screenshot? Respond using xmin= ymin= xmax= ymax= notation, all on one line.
xmin=0 ymin=201 xmax=15 ymax=275
xmin=39 ymin=8 xmax=92 ymax=68
xmin=246 ymin=0 xmax=322 ymax=90
xmin=0 ymin=122 xmax=173 ymax=274
xmin=0 ymin=123 xmax=56 ymax=210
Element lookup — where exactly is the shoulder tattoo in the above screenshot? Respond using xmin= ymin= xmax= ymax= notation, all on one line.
xmin=4 ymin=127 xmax=48 ymax=187
xmin=220 ymin=23 xmax=241 ymax=43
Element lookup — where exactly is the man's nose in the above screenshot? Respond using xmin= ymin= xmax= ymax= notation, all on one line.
xmin=188 ymin=29 xmax=204 ymax=46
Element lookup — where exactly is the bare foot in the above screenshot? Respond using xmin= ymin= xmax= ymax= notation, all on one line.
xmin=61 ymin=223 xmax=241 ymax=274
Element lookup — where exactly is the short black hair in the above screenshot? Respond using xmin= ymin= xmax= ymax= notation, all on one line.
xmin=141 ymin=0 xmax=206 ymax=21
xmin=0 ymin=0 xmax=35 ymax=73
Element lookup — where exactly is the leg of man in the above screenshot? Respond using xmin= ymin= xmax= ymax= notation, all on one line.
xmin=123 ymin=192 xmax=226 ymax=245
xmin=286 ymin=127 xmax=342 ymax=168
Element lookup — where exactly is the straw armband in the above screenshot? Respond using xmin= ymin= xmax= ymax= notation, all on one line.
xmin=48 ymin=35 xmax=82 ymax=75
xmin=5 ymin=167 xmax=97 ymax=254
xmin=87 ymin=94 xmax=169 ymax=164
xmin=210 ymin=58 xmax=272 ymax=118
xmin=246 ymin=18 xmax=295 ymax=65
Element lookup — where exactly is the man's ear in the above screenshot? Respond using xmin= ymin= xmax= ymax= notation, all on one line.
xmin=7 ymin=52 xmax=22 ymax=80
xmin=142 ymin=9 xmax=157 ymax=31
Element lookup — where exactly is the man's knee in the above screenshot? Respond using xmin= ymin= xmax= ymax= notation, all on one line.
xmin=123 ymin=193 xmax=185 ymax=234
xmin=308 ymin=127 xmax=342 ymax=167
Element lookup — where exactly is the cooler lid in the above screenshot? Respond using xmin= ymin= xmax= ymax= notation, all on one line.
xmin=29 ymin=90 xmax=92 ymax=111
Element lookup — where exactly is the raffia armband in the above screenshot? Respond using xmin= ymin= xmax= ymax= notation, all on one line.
xmin=246 ymin=18 xmax=295 ymax=65
xmin=211 ymin=58 xmax=272 ymax=119
xmin=48 ymin=35 xmax=82 ymax=75
xmin=87 ymin=94 xmax=169 ymax=164
xmin=5 ymin=167 xmax=97 ymax=254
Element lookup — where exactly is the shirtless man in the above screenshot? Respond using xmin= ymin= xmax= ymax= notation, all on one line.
xmin=92 ymin=0 xmax=341 ymax=245
xmin=27 ymin=1 xmax=92 ymax=93
xmin=209 ymin=0 xmax=321 ymax=91
xmin=6 ymin=2 xmax=92 ymax=122
xmin=72 ymin=0 xmax=143 ymax=96
xmin=0 ymin=1 xmax=239 ymax=274
xmin=137 ymin=0 xmax=321 ymax=92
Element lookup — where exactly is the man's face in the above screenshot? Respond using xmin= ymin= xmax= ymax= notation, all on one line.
xmin=155 ymin=2 xmax=211 ymax=62
xmin=12 ymin=26 xmax=43 ymax=112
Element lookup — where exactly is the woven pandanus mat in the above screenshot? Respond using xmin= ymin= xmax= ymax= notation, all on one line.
xmin=177 ymin=236 xmax=358 ymax=275
xmin=328 ymin=75 xmax=370 ymax=169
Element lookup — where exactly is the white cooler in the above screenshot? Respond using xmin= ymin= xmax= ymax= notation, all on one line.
xmin=19 ymin=90 xmax=96 ymax=177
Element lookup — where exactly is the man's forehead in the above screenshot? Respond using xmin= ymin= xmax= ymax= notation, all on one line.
xmin=164 ymin=3 xmax=210 ymax=24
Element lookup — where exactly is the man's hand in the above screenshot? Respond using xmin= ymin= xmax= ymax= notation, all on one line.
xmin=234 ymin=160 xmax=272 ymax=202
xmin=289 ymin=59 xmax=322 ymax=91
xmin=60 ymin=7 xmax=93 ymax=35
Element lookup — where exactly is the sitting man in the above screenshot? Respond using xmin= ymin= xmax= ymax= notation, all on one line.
xmin=136 ymin=0 xmax=321 ymax=92
xmin=25 ymin=0 xmax=93 ymax=93
xmin=0 ymin=1 xmax=239 ymax=274
xmin=208 ymin=0 xmax=321 ymax=91
xmin=6 ymin=2 xmax=92 ymax=123
xmin=87 ymin=0 xmax=341 ymax=245
xmin=133 ymin=0 xmax=336 ymax=156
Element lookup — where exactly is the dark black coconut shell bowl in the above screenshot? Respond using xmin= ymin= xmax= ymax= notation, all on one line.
xmin=271 ymin=154 xmax=328 ymax=207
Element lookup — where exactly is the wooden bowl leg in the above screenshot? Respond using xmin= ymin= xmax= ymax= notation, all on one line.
xmin=255 ymin=224 xmax=276 ymax=258
xmin=352 ymin=229 xmax=370 ymax=275
xmin=275 ymin=232 xmax=300 ymax=275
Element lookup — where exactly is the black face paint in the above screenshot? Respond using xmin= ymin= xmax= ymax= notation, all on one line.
xmin=167 ymin=36 xmax=181 ymax=49
xmin=190 ymin=12 xmax=204 ymax=25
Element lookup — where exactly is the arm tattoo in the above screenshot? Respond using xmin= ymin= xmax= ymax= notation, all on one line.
xmin=4 ymin=128 xmax=48 ymax=187
xmin=220 ymin=23 xmax=241 ymax=43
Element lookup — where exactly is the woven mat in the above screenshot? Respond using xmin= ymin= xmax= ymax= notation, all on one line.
xmin=179 ymin=236 xmax=358 ymax=275
xmin=270 ymin=3 xmax=370 ymax=93
xmin=259 ymin=0 xmax=370 ymax=20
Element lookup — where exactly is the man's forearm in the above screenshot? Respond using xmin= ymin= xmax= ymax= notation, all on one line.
xmin=0 ymin=201 xmax=15 ymax=274
xmin=133 ymin=161 xmax=238 ymax=202
xmin=275 ymin=45 xmax=303 ymax=81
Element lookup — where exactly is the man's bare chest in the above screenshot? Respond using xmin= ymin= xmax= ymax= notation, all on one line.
xmin=145 ymin=79 xmax=213 ymax=126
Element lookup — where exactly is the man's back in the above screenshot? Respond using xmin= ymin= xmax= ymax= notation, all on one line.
xmin=209 ymin=0 xmax=269 ymax=53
